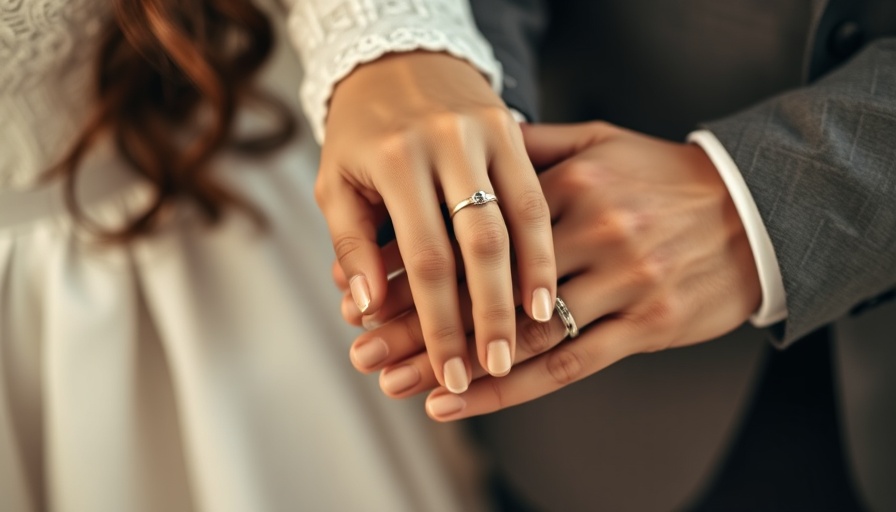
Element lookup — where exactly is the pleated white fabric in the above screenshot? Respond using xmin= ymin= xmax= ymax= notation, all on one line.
xmin=0 ymin=8 xmax=485 ymax=512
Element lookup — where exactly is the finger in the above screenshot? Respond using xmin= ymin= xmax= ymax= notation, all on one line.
xmin=489 ymin=123 xmax=557 ymax=326
xmin=535 ymin=157 xmax=586 ymax=221
xmin=372 ymin=272 xmax=635 ymax=398
xmin=424 ymin=318 xmax=648 ymax=421
xmin=360 ymin=272 xmax=415 ymax=330
xmin=521 ymin=122 xmax=618 ymax=170
xmin=360 ymin=216 xmax=592 ymax=341
xmin=376 ymin=307 xmax=561 ymax=399
xmin=350 ymin=282 xmax=476 ymax=375
xmin=364 ymin=211 xmax=604 ymax=330
xmin=359 ymin=242 xmax=465 ymax=329
xmin=379 ymin=171 xmax=471 ymax=394
xmin=440 ymin=149 xmax=516 ymax=379
xmin=317 ymin=176 xmax=387 ymax=316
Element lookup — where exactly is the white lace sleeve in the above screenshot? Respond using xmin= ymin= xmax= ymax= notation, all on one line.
xmin=284 ymin=0 xmax=503 ymax=143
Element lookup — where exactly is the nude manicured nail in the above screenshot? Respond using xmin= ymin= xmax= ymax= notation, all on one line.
xmin=427 ymin=393 xmax=466 ymax=419
xmin=351 ymin=337 xmax=389 ymax=368
xmin=381 ymin=365 xmax=420 ymax=395
xmin=443 ymin=357 xmax=469 ymax=394
xmin=486 ymin=340 xmax=512 ymax=376
xmin=532 ymin=287 xmax=553 ymax=323
xmin=349 ymin=275 xmax=371 ymax=313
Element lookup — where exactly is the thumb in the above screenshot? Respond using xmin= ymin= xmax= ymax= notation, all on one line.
xmin=521 ymin=122 xmax=616 ymax=170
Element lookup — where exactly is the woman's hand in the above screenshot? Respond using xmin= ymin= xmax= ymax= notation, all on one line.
xmin=316 ymin=52 xmax=557 ymax=393
xmin=340 ymin=122 xmax=762 ymax=420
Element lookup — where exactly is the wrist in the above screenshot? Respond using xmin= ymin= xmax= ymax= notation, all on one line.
xmin=685 ymin=143 xmax=763 ymax=315
xmin=687 ymin=130 xmax=787 ymax=326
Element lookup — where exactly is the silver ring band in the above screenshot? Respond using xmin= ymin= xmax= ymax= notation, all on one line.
xmin=450 ymin=190 xmax=498 ymax=218
xmin=554 ymin=297 xmax=579 ymax=339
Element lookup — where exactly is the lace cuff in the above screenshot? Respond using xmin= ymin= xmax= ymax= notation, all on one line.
xmin=285 ymin=0 xmax=503 ymax=143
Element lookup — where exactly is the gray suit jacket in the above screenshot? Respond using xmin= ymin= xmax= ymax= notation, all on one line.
xmin=469 ymin=0 xmax=896 ymax=510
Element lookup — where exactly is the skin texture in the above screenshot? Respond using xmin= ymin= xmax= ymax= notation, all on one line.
xmin=336 ymin=122 xmax=762 ymax=420
xmin=317 ymin=52 xmax=557 ymax=392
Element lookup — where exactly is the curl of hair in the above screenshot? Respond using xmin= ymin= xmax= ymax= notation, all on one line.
xmin=49 ymin=0 xmax=296 ymax=240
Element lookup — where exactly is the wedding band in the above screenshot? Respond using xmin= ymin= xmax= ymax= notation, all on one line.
xmin=450 ymin=190 xmax=498 ymax=218
xmin=554 ymin=296 xmax=579 ymax=339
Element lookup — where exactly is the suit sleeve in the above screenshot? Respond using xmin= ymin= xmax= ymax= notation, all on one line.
xmin=705 ymin=38 xmax=896 ymax=346
xmin=470 ymin=0 xmax=547 ymax=121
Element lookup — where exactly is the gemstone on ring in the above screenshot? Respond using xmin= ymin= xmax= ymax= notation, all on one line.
xmin=450 ymin=190 xmax=499 ymax=218
xmin=471 ymin=190 xmax=489 ymax=204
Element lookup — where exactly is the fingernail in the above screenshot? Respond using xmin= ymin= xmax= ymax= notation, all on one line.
xmin=427 ymin=393 xmax=466 ymax=419
xmin=349 ymin=275 xmax=371 ymax=313
xmin=486 ymin=340 xmax=512 ymax=376
xmin=443 ymin=357 xmax=469 ymax=394
xmin=351 ymin=337 xmax=389 ymax=368
xmin=381 ymin=365 xmax=421 ymax=395
xmin=532 ymin=287 xmax=553 ymax=323
xmin=361 ymin=315 xmax=381 ymax=331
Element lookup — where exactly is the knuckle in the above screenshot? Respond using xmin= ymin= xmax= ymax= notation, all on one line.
xmin=516 ymin=189 xmax=550 ymax=225
xmin=332 ymin=233 xmax=366 ymax=263
xmin=478 ymin=105 xmax=514 ymax=127
xmin=519 ymin=318 xmax=556 ymax=355
xmin=646 ymin=298 xmax=681 ymax=333
xmin=526 ymin=252 xmax=556 ymax=273
xmin=426 ymin=111 xmax=466 ymax=138
xmin=426 ymin=323 xmax=462 ymax=346
xmin=629 ymin=299 xmax=681 ymax=351
xmin=464 ymin=216 xmax=509 ymax=262
xmin=559 ymin=160 xmax=601 ymax=191
xmin=475 ymin=303 xmax=514 ymax=325
xmin=406 ymin=237 xmax=454 ymax=283
xmin=628 ymin=254 xmax=667 ymax=289
xmin=603 ymin=211 xmax=650 ymax=246
xmin=620 ymin=211 xmax=652 ymax=239
xmin=545 ymin=347 xmax=587 ymax=386
xmin=643 ymin=300 xmax=673 ymax=328
xmin=376 ymin=131 xmax=417 ymax=168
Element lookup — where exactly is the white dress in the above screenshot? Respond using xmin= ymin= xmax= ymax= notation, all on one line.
xmin=0 ymin=1 xmax=500 ymax=510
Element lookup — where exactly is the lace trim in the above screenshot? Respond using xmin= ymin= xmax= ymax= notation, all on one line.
xmin=302 ymin=27 xmax=502 ymax=142
xmin=286 ymin=0 xmax=502 ymax=143
xmin=0 ymin=0 xmax=107 ymax=189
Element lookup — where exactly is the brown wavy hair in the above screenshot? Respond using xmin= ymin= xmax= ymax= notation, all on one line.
xmin=49 ymin=0 xmax=296 ymax=240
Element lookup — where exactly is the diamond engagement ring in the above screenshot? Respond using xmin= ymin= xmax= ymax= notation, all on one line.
xmin=450 ymin=190 xmax=498 ymax=218
xmin=554 ymin=297 xmax=579 ymax=339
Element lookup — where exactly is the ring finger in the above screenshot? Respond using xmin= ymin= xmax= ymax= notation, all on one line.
xmin=441 ymin=163 xmax=516 ymax=379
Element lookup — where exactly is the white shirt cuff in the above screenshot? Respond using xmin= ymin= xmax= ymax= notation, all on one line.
xmin=687 ymin=130 xmax=788 ymax=327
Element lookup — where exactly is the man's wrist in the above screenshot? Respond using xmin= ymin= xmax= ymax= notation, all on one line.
xmin=687 ymin=130 xmax=788 ymax=327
